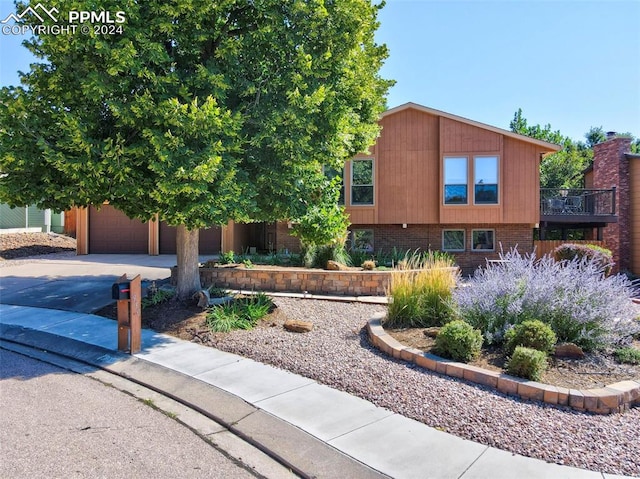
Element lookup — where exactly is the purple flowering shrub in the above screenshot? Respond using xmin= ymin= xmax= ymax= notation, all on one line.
xmin=454 ymin=249 xmax=640 ymax=351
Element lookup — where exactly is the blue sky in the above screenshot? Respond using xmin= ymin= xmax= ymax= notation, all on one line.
xmin=1 ymin=0 xmax=638 ymax=143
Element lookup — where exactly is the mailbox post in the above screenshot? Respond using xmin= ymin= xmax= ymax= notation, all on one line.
xmin=111 ymin=274 xmax=142 ymax=354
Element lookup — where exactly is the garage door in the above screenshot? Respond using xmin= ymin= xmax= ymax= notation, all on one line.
xmin=89 ymin=206 xmax=148 ymax=253
xmin=159 ymin=222 xmax=221 ymax=255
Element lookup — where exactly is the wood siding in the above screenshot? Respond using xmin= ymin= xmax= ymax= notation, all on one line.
xmin=630 ymin=159 xmax=640 ymax=275
xmin=340 ymin=107 xmax=550 ymax=227
xmin=375 ymin=109 xmax=439 ymax=224
xmin=502 ymin=137 xmax=541 ymax=224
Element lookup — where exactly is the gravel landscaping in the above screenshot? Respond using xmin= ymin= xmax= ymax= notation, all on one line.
xmin=199 ymin=297 xmax=640 ymax=477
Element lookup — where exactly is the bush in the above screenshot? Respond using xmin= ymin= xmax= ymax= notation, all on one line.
xmin=454 ymin=248 xmax=640 ymax=351
xmin=385 ymin=252 xmax=458 ymax=328
xmin=503 ymin=320 xmax=557 ymax=356
xmin=362 ymin=259 xmax=376 ymax=270
xmin=141 ymin=289 xmax=175 ymax=309
xmin=206 ymin=293 xmax=273 ymax=332
xmin=614 ymin=347 xmax=640 ymax=365
xmin=302 ymin=244 xmax=352 ymax=269
xmin=433 ymin=320 xmax=483 ymax=362
xmin=507 ymin=346 xmax=548 ymax=381
xmin=220 ymin=250 xmax=235 ymax=265
xmin=553 ymin=243 xmax=614 ymax=274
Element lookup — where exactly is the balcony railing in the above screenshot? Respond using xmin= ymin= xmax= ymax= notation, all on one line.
xmin=540 ymin=188 xmax=616 ymax=219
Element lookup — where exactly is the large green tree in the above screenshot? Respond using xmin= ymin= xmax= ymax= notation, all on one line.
xmin=510 ymin=109 xmax=640 ymax=188
xmin=510 ymin=109 xmax=592 ymax=189
xmin=0 ymin=0 xmax=393 ymax=298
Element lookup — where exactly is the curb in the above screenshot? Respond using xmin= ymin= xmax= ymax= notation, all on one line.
xmin=366 ymin=314 xmax=640 ymax=414
xmin=0 ymin=324 xmax=388 ymax=479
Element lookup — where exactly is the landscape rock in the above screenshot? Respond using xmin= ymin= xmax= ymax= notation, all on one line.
xmin=193 ymin=289 xmax=211 ymax=309
xmin=326 ymin=260 xmax=348 ymax=271
xmin=555 ymin=342 xmax=585 ymax=359
xmin=284 ymin=319 xmax=313 ymax=333
xmin=423 ymin=327 xmax=441 ymax=338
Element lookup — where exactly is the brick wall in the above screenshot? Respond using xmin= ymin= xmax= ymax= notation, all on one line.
xmin=593 ymin=137 xmax=632 ymax=272
xmin=275 ymin=221 xmax=303 ymax=253
xmin=350 ymin=223 xmax=533 ymax=275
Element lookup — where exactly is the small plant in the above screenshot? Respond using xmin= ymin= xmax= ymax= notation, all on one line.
xmin=385 ymin=252 xmax=458 ymax=328
xmin=503 ymin=320 xmax=557 ymax=356
xmin=208 ymin=286 xmax=229 ymax=298
xmin=303 ymin=244 xmax=352 ymax=269
xmin=553 ymin=243 xmax=614 ymax=275
xmin=220 ymin=250 xmax=236 ymax=264
xmin=433 ymin=320 xmax=483 ymax=363
xmin=242 ymin=258 xmax=254 ymax=269
xmin=614 ymin=347 xmax=640 ymax=365
xmin=206 ymin=293 xmax=274 ymax=332
xmin=141 ymin=289 xmax=175 ymax=309
xmin=507 ymin=346 xmax=548 ymax=381
xmin=362 ymin=259 xmax=376 ymax=271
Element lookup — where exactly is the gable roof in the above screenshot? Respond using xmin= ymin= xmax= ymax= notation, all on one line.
xmin=383 ymin=102 xmax=563 ymax=153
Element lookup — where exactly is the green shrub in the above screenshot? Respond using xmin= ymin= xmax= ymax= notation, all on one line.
xmin=206 ymin=293 xmax=274 ymax=332
xmin=553 ymin=243 xmax=614 ymax=274
xmin=614 ymin=347 xmax=640 ymax=365
xmin=220 ymin=250 xmax=235 ymax=264
xmin=303 ymin=244 xmax=352 ymax=269
xmin=208 ymin=286 xmax=229 ymax=298
xmin=385 ymin=253 xmax=458 ymax=328
xmin=362 ymin=259 xmax=376 ymax=271
xmin=433 ymin=320 xmax=483 ymax=362
xmin=507 ymin=346 xmax=548 ymax=381
xmin=141 ymin=289 xmax=175 ymax=309
xmin=242 ymin=258 xmax=254 ymax=269
xmin=503 ymin=320 xmax=557 ymax=356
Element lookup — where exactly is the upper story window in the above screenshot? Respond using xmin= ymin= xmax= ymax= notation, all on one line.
xmin=444 ymin=157 xmax=468 ymax=204
xmin=351 ymin=159 xmax=374 ymax=205
xmin=323 ymin=166 xmax=345 ymax=205
xmin=474 ymin=156 xmax=498 ymax=204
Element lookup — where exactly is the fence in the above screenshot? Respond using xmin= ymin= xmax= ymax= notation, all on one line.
xmin=533 ymin=240 xmax=606 ymax=258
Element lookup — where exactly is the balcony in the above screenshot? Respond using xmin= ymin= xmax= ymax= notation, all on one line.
xmin=540 ymin=188 xmax=617 ymax=227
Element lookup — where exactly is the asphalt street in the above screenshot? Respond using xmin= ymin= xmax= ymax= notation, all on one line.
xmin=0 ymin=348 xmax=294 ymax=479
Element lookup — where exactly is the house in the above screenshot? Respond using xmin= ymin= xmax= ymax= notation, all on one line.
xmin=75 ymin=102 xmax=563 ymax=273
xmin=0 ymin=204 xmax=65 ymax=234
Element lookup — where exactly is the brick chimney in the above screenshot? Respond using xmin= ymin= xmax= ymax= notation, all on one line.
xmin=592 ymin=136 xmax=633 ymax=272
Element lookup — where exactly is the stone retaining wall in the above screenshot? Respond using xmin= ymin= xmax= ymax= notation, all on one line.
xmin=367 ymin=314 xmax=640 ymax=415
xmin=171 ymin=266 xmax=405 ymax=296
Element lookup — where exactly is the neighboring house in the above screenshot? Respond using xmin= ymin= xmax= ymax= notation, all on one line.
xmin=76 ymin=102 xmax=562 ymax=273
xmin=0 ymin=204 xmax=64 ymax=233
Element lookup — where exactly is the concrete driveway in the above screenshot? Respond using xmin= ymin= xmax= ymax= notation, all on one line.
xmin=0 ymin=254 xmax=184 ymax=313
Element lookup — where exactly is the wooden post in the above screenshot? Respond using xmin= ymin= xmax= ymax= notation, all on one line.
xmin=116 ymin=274 xmax=130 ymax=352
xmin=129 ymin=275 xmax=142 ymax=354
xmin=115 ymin=274 xmax=142 ymax=354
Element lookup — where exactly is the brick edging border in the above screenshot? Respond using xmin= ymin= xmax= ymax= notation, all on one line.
xmin=366 ymin=313 xmax=640 ymax=415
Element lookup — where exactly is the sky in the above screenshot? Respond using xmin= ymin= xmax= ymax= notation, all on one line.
xmin=1 ymin=0 xmax=639 ymax=143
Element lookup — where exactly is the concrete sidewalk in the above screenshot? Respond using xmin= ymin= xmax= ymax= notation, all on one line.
xmin=0 ymin=304 xmax=632 ymax=479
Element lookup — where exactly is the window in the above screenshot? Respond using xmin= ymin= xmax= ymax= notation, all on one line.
xmin=474 ymin=156 xmax=498 ymax=204
xmin=444 ymin=157 xmax=468 ymax=204
xmin=323 ymin=166 xmax=345 ymax=205
xmin=472 ymin=230 xmax=495 ymax=251
xmin=443 ymin=230 xmax=465 ymax=252
xmin=351 ymin=159 xmax=374 ymax=205
xmin=352 ymin=229 xmax=374 ymax=252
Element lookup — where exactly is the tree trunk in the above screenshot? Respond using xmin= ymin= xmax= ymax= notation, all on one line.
xmin=175 ymin=225 xmax=201 ymax=300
